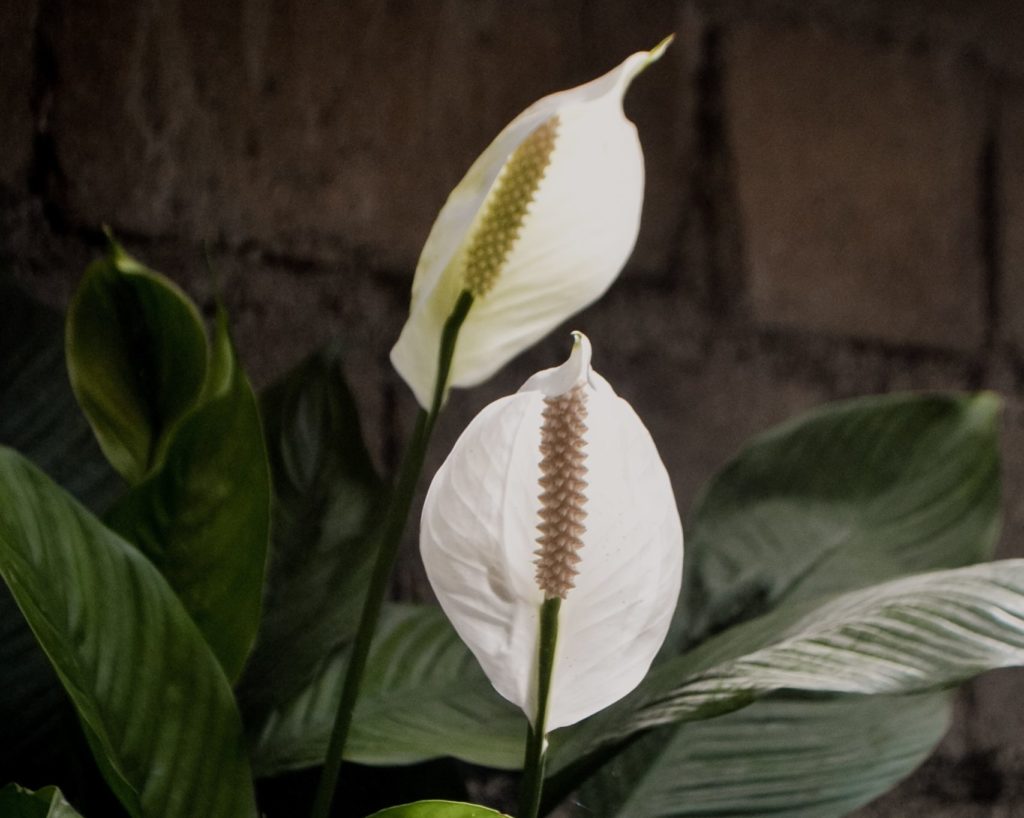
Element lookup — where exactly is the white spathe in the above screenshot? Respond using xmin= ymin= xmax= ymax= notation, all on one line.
xmin=421 ymin=334 xmax=683 ymax=731
xmin=391 ymin=39 xmax=672 ymax=408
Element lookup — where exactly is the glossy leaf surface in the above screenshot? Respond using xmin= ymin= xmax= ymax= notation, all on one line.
xmin=578 ymin=693 xmax=950 ymax=817
xmin=0 ymin=448 xmax=257 ymax=817
xmin=250 ymin=604 xmax=523 ymax=775
xmin=66 ymin=241 xmax=208 ymax=484
xmin=675 ymin=393 xmax=1000 ymax=649
xmin=107 ymin=312 xmax=270 ymax=680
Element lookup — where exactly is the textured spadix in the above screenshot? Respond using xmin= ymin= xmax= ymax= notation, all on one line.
xmin=421 ymin=334 xmax=683 ymax=730
xmin=391 ymin=39 xmax=672 ymax=408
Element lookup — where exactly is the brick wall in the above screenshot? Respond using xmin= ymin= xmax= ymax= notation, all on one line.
xmin=4 ymin=1 xmax=1024 ymax=814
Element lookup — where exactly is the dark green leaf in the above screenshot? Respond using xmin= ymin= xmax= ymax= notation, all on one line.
xmin=0 ymin=278 xmax=123 ymax=509
xmin=675 ymin=393 xmax=1001 ymax=650
xmin=366 ymin=801 xmax=510 ymax=818
xmin=551 ymin=393 xmax=1002 ymax=783
xmin=239 ymin=342 xmax=382 ymax=713
xmin=0 ymin=279 xmax=123 ymax=774
xmin=0 ymin=447 xmax=257 ymax=817
xmin=0 ymin=783 xmax=84 ymax=817
xmin=578 ymin=693 xmax=950 ymax=817
xmin=107 ymin=311 xmax=270 ymax=681
xmin=250 ymin=604 xmax=523 ymax=775
xmin=66 ymin=240 xmax=208 ymax=484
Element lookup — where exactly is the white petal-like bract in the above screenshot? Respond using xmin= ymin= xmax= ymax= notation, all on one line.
xmin=421 ymin=334 xmax=683 ymax=730
xmin=391 ymin=39 xmax=672 ymax=408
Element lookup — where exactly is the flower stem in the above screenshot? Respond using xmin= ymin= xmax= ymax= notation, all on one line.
xmin=311 ymin=290 xmax=474 ymax=818
xmin=519 ymin=596 xmax=562 ymax=818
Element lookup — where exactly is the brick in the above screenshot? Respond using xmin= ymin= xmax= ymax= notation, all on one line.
xmin=695 ymin=0 xmax=1024 ymax=81
xmin=48 ymin=0 xmax=693 ymax=276
xmin=0 ymin=0 xmax=38 ymax=192
xmin=725 ymin=25 xmax=986 ymax=350
xmin=1000 ymin=88 xmax=1024 ymax=353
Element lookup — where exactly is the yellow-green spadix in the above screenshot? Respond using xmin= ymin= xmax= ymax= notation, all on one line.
xmin=391 ymin=38 xmax=673 ymax=408
xmin=420 ymin=333 xmax=683 ymax=730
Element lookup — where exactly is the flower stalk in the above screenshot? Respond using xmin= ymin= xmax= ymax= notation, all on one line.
xmin=519 ymin=596 xmax=561 ymax=818
xmin=311 ymin=290 xmax=474 ymax=818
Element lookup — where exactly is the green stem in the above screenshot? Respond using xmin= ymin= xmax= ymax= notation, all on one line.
xmin=519 ymin=596 xmax=562 ymax=818
xmin=311 ymin=290 xmax=474 ymax=818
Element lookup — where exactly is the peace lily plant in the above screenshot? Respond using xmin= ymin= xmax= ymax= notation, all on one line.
xmin=313 ymin=38 xmax=675 ymax=818
xmin=5 ymin=33 xmax=1024 ymax=818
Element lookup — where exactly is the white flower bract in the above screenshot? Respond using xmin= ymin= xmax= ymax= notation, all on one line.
xmin=420 ymin=333 xmax=683 ymax=730
xmin=391 ymin=39 xmax=672 ymax=408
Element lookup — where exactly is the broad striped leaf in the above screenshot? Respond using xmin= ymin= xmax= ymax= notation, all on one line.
xmin=577 ymin=693 xmax=950 ymax=817
xmin=0 ymin=279 xmax=122 ymax=778
xmin=643 ymin=562 xmax=1024 ymax=726
xmin=675 ymin=393 xmax=1000 ymax=650
xmin=0 ymin=447 xmax=257 ymax=817
xmin=553 ymin=561 xmax=1024 ymax=766
xmin=251 ymin=604 xmax=523 ymax=775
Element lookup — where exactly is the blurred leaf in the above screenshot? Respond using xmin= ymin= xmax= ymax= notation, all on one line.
xmin=577 ymin=693 xmax=951 ymax=818
xmin=366 ymin=802 xmax=510 ymax=818
xmin=107 ymin=311 xmax=270 ymax=681
xmin=239 ymin=343 xmax=383 ymax=713
xmin=0 ymin=783 xmax=83 ymax=817
xmin=0 ymin=447 xmax=257 ymax=817
xmin=674 ymin=393 xmax=1000 ymax=650
xmin=66 ymin=240 xmax=208 ymax=484
xmin=250 ymin=604 xmax=523 ymax=776
xmin=0 ymin=278 xmax=122 ymax=508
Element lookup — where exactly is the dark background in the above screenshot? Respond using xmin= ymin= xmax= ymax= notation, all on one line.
xmin=3 ymin=1 xmax=1024 ymax=815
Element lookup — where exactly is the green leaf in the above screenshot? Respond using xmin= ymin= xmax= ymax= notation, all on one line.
xmin=66 ymin=240 xmax=208 ymax=484
xmin=555 ymin=560 xmax=1024 ymax=765
xmin=675 ymin=393 xmax=1001 ymax=650
xmin=0 ymin=279 xmax=123 ymax=774
xmin=107 ymin=311 xmax=271 ymax=681
xmin=366 ymin=801 xmax=510 ymax=818
xmin=550 ymin=393 xmax=1002 ymax=780
xmin=250 ymin=604 xmax=523 ymax=776
xmin=239 ymin=343 xmax=383 ymax=713
xmin=0 ymin=784 xmax=84 ymax=817
xmin=577 ymin=693 xmax=951 ymax=818
xmin=0 ymin=447 xmax=257 ymax=817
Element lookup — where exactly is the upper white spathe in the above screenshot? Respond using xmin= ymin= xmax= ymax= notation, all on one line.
xmin=390 ymin=41 xmax=671 ymax=409
xmin=420 ymin=334 xmax=684 ymax=731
